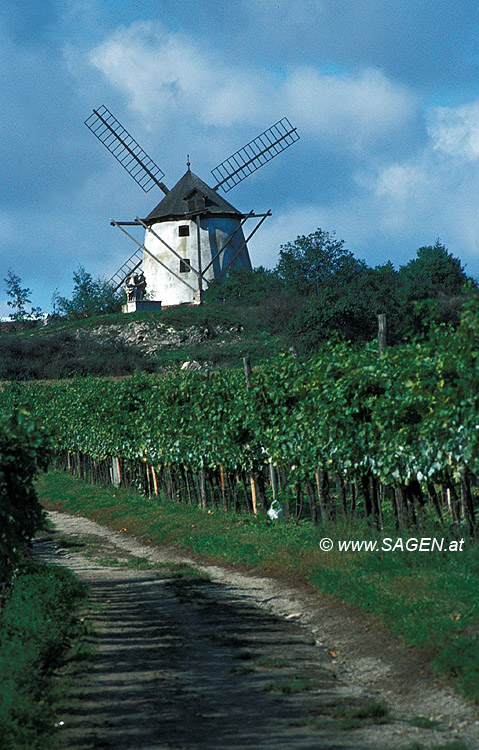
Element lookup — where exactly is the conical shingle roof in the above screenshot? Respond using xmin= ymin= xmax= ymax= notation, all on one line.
xmin=144 ymin=169 xmax=243 ymax=223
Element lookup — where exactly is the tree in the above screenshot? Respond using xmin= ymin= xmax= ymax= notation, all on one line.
xmin=398 ymin=241 xmax=471 ymax=301
xmin=204 ymin=266 xmax=282 ymax=305
xmin=53 ymin=266 xmax=123 ymax=319
xmin=4 ymin=269 xmax=42 ymax=320
xmin=392 ymin=241 xmax=474 ymax=337
xmin=288 ymin=267 xmax=390 ymax=349
xmin=275 ymin=229 xmax=365 ymax=296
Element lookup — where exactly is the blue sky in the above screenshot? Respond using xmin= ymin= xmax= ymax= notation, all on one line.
xmin=2 ymin=0 xmax=479 ymax=314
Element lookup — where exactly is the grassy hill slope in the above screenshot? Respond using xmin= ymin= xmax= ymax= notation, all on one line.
xmin=0 ymin=303 xmax=291 ymax=379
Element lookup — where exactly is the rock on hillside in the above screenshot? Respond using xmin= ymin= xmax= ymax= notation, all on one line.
xmin=74 ymin=320 xmax=244 ymax=359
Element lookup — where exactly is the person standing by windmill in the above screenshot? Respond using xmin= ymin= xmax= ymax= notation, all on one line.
xmin=125 ymin=270 xmax=147 ymax=302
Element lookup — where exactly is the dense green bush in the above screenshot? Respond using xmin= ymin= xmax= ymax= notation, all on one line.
xmin=205 ymin=266 xmax=283 ymax=304
xmin=207 ymin=231 xmax=474 ymax=350
xmin=0 ymin=412 xmax=51 ymax=581
xmin=0 ymin=564 xmax=88 ymax=749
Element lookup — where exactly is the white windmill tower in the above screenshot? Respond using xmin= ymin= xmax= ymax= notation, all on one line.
xmin=84 ymin=106 xmax=300 ymax=310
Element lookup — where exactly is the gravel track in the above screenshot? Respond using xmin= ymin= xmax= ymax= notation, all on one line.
xmin=35 ymin=510 xmax=479 ymax=749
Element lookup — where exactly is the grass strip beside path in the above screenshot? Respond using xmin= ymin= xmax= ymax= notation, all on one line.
xmin=0 ymin=561 xmax=89 ymax=750
xmin=37 ymin=470 xmax=479 ymax=703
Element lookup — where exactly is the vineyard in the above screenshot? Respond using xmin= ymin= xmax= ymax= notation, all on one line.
xmin=2 ymin=295 xmax=479 ymax=537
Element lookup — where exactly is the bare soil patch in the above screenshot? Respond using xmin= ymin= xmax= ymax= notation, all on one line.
xmin=35 ymin=510 xmax=479 ymax=749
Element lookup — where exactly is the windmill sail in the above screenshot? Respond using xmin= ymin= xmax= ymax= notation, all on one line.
xmin=85 ymin=104 xmax=297 ymax=308
xmin=107 ymin=247 xmax=143 ymax=291
xmin=211 ymin=118 xmax=299 ymax=193
xmin=85 ymin=106 xmax=167 ymax=193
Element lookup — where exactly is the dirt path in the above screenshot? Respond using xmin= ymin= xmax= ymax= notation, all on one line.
xmin=35 ymin=510 xmax=479 ymax=749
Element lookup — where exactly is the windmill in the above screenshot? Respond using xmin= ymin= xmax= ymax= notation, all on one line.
xmin=84 ymin=105 xmax=300 ymax=310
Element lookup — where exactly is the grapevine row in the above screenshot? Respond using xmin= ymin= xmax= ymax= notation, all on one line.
xmin=2 ymin=300 xmax=479 ymax=533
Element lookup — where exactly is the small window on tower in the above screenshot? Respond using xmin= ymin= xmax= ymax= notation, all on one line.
xmin=178 ymin=225 xmax=189 ymax=237
xmin=180 ymin=259 xmax=191 ymax=273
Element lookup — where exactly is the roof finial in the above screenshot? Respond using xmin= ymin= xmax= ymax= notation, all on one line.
xmin=186 ymin=154 xmax=191 ymax=171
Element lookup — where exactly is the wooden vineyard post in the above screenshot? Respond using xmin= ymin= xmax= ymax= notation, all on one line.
xmin=446 ymin=480 xmax=461 ymax=524
xmin=250 ymin=474 xmax=258 ymax=516
xmin=111 ymin=456 xmax=121 ymax=488
xmin=146 ymin=464 xmax=152 ymax=497
xmin=151 ymin=466 xmax=159 ymax=496
xmin=199 ymin=469 xmax=207 ymax=510
xmin=377 ymin=314 xmax=387 ymax=356
xmin=361 ymin=474 xmax=373 ymax=518
xmin=219 ymin=463 xmax=227 ymax=511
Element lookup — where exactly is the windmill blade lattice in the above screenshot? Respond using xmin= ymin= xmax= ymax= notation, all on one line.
xmin=108 ymin=247 xmax=144 ymax=291
xmin=211 ymin=118 xmax=299 ymax=193
xmin=85 ymin=105 xmax=166 ymax=193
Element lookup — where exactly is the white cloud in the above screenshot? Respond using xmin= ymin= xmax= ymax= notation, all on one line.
xmin=335 ymin=98 xmax=479 ymax=260
xmin=89 ymin=21 xmax=270 ymax=129
xmin=374 ymin=163 xmax=424 ymax=199
xmin=87 ymin=20 xmax=418 ymax=155
xmin=430 ymin=101 xmax=479 ymax=161
xmin=254 ymin=95 xmax=479 ymax=271
xmin=284 ymin=67 xmax=417 ymax=152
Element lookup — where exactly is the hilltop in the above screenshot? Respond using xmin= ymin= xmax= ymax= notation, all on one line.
xmin=2 ymin=232 xmax=474 ymax=380
xmin=0 ymin=302 xmax=291 ymax=380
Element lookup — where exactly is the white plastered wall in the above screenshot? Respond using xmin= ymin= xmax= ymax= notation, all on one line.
xmin=142 ymin=217 xmax=252 ymax=306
